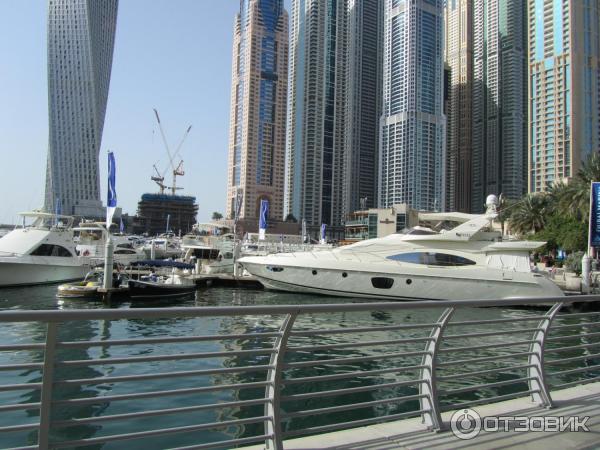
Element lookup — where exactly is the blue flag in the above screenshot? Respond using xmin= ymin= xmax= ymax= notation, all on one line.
xmin=106 ymin=152 xmax=117 ymax=229
xmin=320 ymin=223 xmax=326 ymax=242
xmin=590 ymin=182 xmax=600 ymax=247
xmin=259 ymin=199 xmax=269 ymax=240
xmin=119 ymin=217 xmax=125 ymax=234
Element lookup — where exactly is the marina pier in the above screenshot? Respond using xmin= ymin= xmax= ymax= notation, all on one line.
xmin=1 ymin=294 xmax=599 ymax=449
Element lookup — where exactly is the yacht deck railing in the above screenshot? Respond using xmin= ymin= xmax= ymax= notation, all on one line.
xmin=1 ymin=295 xmax=600 ymax=449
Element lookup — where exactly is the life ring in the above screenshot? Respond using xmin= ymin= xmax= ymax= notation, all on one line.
xmin=83 ymin=250 xmax=90 ymax=256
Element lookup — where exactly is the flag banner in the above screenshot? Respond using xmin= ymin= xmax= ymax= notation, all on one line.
xmin=302 ymin=219 xmax=307 ymax=243
xmin=119 ymin=217 xmax=125 ymax=234
xmin=54 ymin=197 xmax=62 ymax=226
xmin=258 ymin=199 xmax=269 ymax=240
xmin=590 ymin=182 xmax=600 ymax=247
xmin=106 ymin=152 xmax=117 ymax=229
xmin=320 ymin=223 xmax=326 ymax=243
xmin=166 ymin=214 xmax=171 ymax=233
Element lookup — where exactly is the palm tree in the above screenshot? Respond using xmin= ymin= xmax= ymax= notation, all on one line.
xmin=508 ymin=193 xmax=549 ymax=236
xmin=211 ymin=211 xmax=223 ymax=221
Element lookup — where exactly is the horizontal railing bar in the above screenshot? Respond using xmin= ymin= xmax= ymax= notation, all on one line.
xmin=441 ymin=389 xmax=539 ymax=411
xmin=550 ymin=322 xmax=600 ymax=331
xmin=286 ymin=336 xmax=433 ymax=352
xmin=169 ymin=434 xmax=273 ymax=450
xmin=545 ymin=353 xmax=600 ymax=365
xmin=547 ymin=364 xmax=600 ymax=377
xmin=0 ymin=295 xmax=584 ymax=323
xmin=57 ymin=332 xmax=281 ymax=348
xmin=283 ymin=364 xmax=427 ymax=385
xmin=545 ymin=342 xmax=600 ymax=353
xmin=284 ymin=350 xmax=429 ymax=369
xmin=0 ymin=402 xmax=40 ymax=412
xmin=282 ymin=394 xmax=426 ymax=419
xmin=51 ymin=416 xmax=269 ymax=448
xmin=54 ymin=364 xmax=274 ymax=386
xmin=443 ymin=328 xmax=542 ymax=340
xmin=291 ymin=323 xmax=438 ymax=337
xmin=0 ymin=382 xmax=42 ymax=392
xmin=51 ymin=398 xmax=269 ymax=427
xmin=547 ymin=331 xmax=600 ymax=342
xmin=448 ymin=316 xmax=547 ymax=326
xmin=57 ymin=348 xmax=275 ymax=367
xmin=437 ymin=352 xmax=535 ymax=367
xmin=52 ymin=381 xmax=271 ymax=406
xmin=555 ymin=311 xmax=600 ymax=319
xmin=6 ymin=446 xmax=38 ymax=450
xmin=550 ymin=375 xmax=600 ymax=390
xmin=437 ymin=364 xmax=535 ymax=381
xmin=281 ymin=379 xmax=423 ymax=402
xmin=0 ymin=423 xmax=39 ymax=433
xmin=440 ymin=377 xmax=534 ymax=395
xmin=282 ymin=409 xmax=427 ymax=438
xmin=439 ymin=340 xmax=536 ymax=353
xmin=0 ymin=363 xmax=43 ymax=371
xmin=0 ymin=343 xmax=45 ymax=351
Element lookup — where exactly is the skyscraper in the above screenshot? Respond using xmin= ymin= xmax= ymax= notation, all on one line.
xmin=44 ymin=0 xmax=118 ymax=217
xmin=379 ymin=0 xmax=446 ymax=211
xmin=472 ymin=0 xmax=527 ymax=211
xmin=226 ymin=0 xmax=289 ymax=222
xmin=445 ymin=0 xmax=473 ymax=212
xmin=285 ymin=0 xmax=348 ymax=231
xmin=528 ymin=0 xmax=600 ymax=192
xmin=343 ymin=0 xmax=383 ymax=214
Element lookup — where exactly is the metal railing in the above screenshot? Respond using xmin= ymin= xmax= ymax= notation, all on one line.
xmin=1 ymin=295 xmax=600 ymax=449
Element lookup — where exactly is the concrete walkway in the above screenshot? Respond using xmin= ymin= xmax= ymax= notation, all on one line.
xmin=245 ymin=382 xmax=600 ymax=449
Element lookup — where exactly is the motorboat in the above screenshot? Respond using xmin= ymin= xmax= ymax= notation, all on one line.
xmin=128 ymin=270 xmax=196 ymax=299
xmin=141 ymin=234 xmax=183 ymax=259
xmin=239 ymin=196 xmax=564 ymax=301
xmin=74 ymin=221 xmax=144 ymax=265
xmin=57 ymin=270 xmax=103 ymax=298
xmin=0 ymin=211 xmax=91 ymax=287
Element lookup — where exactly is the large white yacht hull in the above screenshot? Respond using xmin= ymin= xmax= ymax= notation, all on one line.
xmin=0 ymin=258 xmax=90 ymax=287
xmin=240 ymin=258 xmax=564 ymax=301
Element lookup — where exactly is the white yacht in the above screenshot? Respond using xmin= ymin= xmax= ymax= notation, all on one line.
xmin=239 ymin=197 xmax=564 ymax=301
xmin=141 ymin=234 xmax=183 ymax=259
xmin=74 ymin=221 xmax=144 ymax=265
xmin=0 ymin=212 xmax=91 ymax=287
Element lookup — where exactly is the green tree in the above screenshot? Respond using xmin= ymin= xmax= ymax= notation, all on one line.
xmin=211 ymin=211 xmax=223 ymax=221
xmin=508 ymin=193 xmax=549 ymax=236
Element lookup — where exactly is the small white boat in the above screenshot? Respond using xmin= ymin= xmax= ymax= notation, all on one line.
xmin=240 ymin=196 xmax=564 ymax=301
xmin=142 ymin=234 xmax=183 ymax=259
xmin=0 ymin=212 xmax=91 ymax=287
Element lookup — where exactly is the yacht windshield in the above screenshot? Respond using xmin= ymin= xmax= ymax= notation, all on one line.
xmin=387 ymin=252 xmax=476 ymax=266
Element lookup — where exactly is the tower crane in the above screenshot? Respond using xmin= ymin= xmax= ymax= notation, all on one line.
xmin=151 ymin=108 xmax=192 ymax=195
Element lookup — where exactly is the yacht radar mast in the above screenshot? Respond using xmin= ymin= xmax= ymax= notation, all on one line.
xmin=152 ymin=108 xmax=192 ymax=195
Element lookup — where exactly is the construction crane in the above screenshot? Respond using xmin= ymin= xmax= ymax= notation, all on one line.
xmin=152 ymin=108 xmax=192 ymax=195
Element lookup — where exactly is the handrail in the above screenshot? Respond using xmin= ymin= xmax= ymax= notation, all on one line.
xmin=1 ymin=294 xmax=600 ymax=450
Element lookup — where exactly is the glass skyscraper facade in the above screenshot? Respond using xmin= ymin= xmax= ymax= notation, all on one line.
xmin=44 ymin=0 xmax=118 ymax=217
xmin=528 ymin=0 xmax=600 ymax=192
xmin=226 ymin=0 xmax=289 ymax=220
xmin=472 ymin=0 xmax=527 ymax=212
xmin=379 ymin=0 xmax=446 ymax=211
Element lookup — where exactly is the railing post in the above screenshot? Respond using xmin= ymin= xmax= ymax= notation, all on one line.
xmin=420 ymin=307 xmax=454 ymax=431
xmin=265 ymin=312 xmax=298 ymax=450
xmin=528 ymin=302 xmax=563 ymax=408
xmin=38 ymin=322 xmax=59 ymax=449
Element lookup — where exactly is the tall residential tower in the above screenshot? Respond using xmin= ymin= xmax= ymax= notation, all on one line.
xmin=379 ymin=0 xmax=446 ymax=211
xmin=44 ymin=0 xmax=118 ymax=217
xmin=444 ymin=0 xmax=473 ymax=212
xmin=226 ymin=0 xmax=289 ymax=222
xmin=472 ymin=0 xmax=527 ymax=211
xmin=528 ymin=0 xmax=600 ymax=192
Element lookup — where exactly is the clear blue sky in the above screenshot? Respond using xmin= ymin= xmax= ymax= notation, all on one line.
xmin=0 ymin=0 xmax=291 ymax=224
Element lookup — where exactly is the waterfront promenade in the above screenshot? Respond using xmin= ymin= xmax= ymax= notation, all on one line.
xmin=1 ymin=294 xmax=599 ymax=449
xmin=242 ymin=382 xmax=600 ymax=449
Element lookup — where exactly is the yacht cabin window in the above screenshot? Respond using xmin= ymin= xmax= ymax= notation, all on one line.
xmin=387 ymin=252 xmax=475 ymax=266
xmin=30 ymin=244 xmax=73 ymax=257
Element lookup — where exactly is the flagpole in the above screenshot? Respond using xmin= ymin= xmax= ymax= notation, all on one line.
xmin=103 ymin=152 xmax=117 ymax=291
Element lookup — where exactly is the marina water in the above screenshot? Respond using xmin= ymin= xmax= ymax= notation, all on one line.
xmin=0 ymin=285 xmax=598 ymax=448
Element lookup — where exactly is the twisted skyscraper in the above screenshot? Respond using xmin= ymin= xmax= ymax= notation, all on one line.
xmin=44 ymin=0 xmax=118 ymax=217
